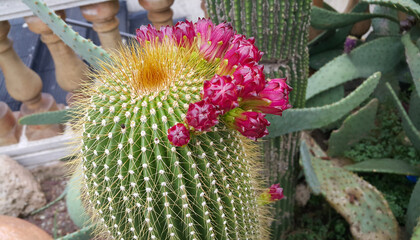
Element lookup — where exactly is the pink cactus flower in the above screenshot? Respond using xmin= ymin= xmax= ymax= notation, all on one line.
xmin=257 ymin=183 xmax=284 ymax=205
xmin=233 ymin=63 xmax=266 ymax=98
xmin=186 ymin=100 xmax=219 ymax=131
xmin=268 ymin=184 xmax=284 ymax=201
xmin=195 ymin=18 xmax=215 ymax=44
xmin=167 ymin=123 xmax=190 ymax=147
xmin=240 ymin=78 xmax=292 ymax=116
xmin=172 ymin=20 xmax=196 ymax=47
xmin=199 ymin=22 xmax=236 ymax=61
xmin=202 ymin=75 xmax=239 ymax=114
xmin=221 ymin=35 xmax=263 ymax=74
xmin=224 ymin=108 xmax=270 ymax=140
xmin=136 ymin=24 xmax=162 ymax=43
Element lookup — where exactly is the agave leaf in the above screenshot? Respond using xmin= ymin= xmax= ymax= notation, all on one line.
xmin=311 ymin=6 xmax=398 ymax=29
xmin=361 ymin=0 xmax=420 ymax=18
xmin=345 ymin=159 xmax=420 ymax=176
xmin=307 ymin=36 xmax=403 ymax=100
xmin=402 ymin=33 xmax=420 ymax=96
xmin=267 ymin=72 xmax=381 ymax=137
xmin=328 ymin=98 xmax=378 ymax=157
xmin=18 ymin=109 xmax=74 ymax=125
xmin=407 ymin=181 xmax=420 ymax=238
xmin=386 ymin=83 xmax=420 ymax=151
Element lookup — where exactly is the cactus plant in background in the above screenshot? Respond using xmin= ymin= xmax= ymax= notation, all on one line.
xmin=204 ymin=1 xmax=312 ymax=237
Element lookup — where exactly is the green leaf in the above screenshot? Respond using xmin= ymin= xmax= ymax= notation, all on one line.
xmin=299 ymin=141 xmax=322 ymax=195
xmin=311 ymin=6 xmax=398 ymax=29
xmin=386 ymin=83 xmax=420 ymax=151
xmin=371 ymin=5 xmax=400 ymax=36
xmin=306 ymin=85 xmax=344 ymax=107
xmin=267 ymin=72 xmax=381 ymax=137
xmin=344 ymin=159 xmax=420 ymax=175
xmin=309 ymin=49 xmax=343 ymax=70
xmin=55 ymin=225 xmax=94 ymax=240
xmin=410 ymin=91 xmax=420 ymax=130
xmin=361 ymin=0 xmax=420 ymax=18
xmin=328 ymin=98 xmax=378 ymax=157
xmin=407 ymin=181 xmax=420 ymax=238
xmin=309 ymin=3 xmax=369 ymax=55
xmin=402 ymin=33 xmax=420 ymax=96
xmin=18 ymin=109 xmax=74 ymax=125
xmin=413 ymin=220 xmax=420 ymax=240
xmin=307 ymin=36 xmax=403 ymax=100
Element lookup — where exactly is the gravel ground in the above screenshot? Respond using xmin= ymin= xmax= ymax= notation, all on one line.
xmin=24 ymin=164 xmax=79 ymax=238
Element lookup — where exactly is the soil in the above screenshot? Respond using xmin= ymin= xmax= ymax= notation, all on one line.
xmin=23 ymin=163 xmax=79 ymax=238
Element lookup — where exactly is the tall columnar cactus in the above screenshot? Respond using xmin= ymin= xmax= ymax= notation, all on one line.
xmin=205 ymin=0 xmax=311 ymax=237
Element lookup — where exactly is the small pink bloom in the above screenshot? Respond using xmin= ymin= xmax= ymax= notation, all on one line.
xmin=199 ymin=22 xmax=235 ymax=61
xmin=186 ymin=100 xmax=219 ymax=131
xmin=224 ymin=109 xmax=270 ymax=140
xmin=136 ymin=24 xmax=162 ymax=43
xmin=233 ymin=63 xmax=265 ymax=98
xmin=221 ymin=35 xmax=263 ymax=73
xmin=167 ymin=123 xmax=190 ymax=147
xmin=241 ymin=78 xmax=292 ymax=116
xmin=202 ymin=75 xmax=239 ymax=114
xmin=268 ymin=184 xmax=284 ymax=201
xmin=195 ymin=18 xmax=214 ymax=44
xmin=173 ymin=20 xmax=196 ymax=47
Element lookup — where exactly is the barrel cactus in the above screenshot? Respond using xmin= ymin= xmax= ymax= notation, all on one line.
xmin=72 ymin=19 xmax=290 ymax=240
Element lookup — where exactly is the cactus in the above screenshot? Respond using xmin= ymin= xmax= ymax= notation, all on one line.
xmin=300 ymin=134 xmax=399 ymax=240
xmin=205 ymin=1 xmax=312 ymax=236
xmin=71 ymin=44 xmax=268 ymax=239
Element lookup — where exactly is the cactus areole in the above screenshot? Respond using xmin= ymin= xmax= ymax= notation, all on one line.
xmin=74 ymin=19 xmax=291 ymax=240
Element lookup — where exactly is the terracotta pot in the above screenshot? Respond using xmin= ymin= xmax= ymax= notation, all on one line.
xmin=0 ymin=215 xmax=53 ymax=240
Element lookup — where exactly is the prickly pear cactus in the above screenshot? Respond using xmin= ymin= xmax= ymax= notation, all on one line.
xmin=71 ymin=22 xmax=279 ymax=239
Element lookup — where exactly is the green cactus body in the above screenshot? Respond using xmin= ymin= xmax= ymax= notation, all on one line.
xmin=73 ymin=42 xmax=266 ymax=240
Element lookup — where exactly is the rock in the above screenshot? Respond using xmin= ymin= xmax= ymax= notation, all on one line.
xmin=0 ymin=155 xmax=46 ymax=216
xmin=0 ymin=215 xmax=53 ymax=240
xmin=295 ymin=183 xmax=311 ymax=207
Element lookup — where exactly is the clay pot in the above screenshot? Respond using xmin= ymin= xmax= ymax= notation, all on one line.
xmin=0 ymin=215 xmax=53 ymax=240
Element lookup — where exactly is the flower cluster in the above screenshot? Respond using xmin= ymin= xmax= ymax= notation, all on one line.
xmin=136 ymin=20 xmax=291 ymax=147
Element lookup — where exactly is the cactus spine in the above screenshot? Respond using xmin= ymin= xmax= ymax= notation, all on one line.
xmin=72 ymin=40 xmax=268 ymax=240
xmin=205 ymin=0 xmax=311 ymax=237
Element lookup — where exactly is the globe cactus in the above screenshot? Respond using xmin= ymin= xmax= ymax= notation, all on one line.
xmin=72 ymin=19 xmax=290 ymax=240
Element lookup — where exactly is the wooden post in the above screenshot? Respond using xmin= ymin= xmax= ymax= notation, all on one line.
xmin=0 ymin=21 xmax=62 ymax=141
xmin=25 ymin=11 xmax=88 ymax=94
xmin=0 ymin=21 xmax=43 ymax=107
xmin=80 ymin=0 xmax=122 ymax=51
xmin=0 ymin=102 xmax=18 ymax=146
xmin=138 ymin=0 xmax=174 ymax=29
